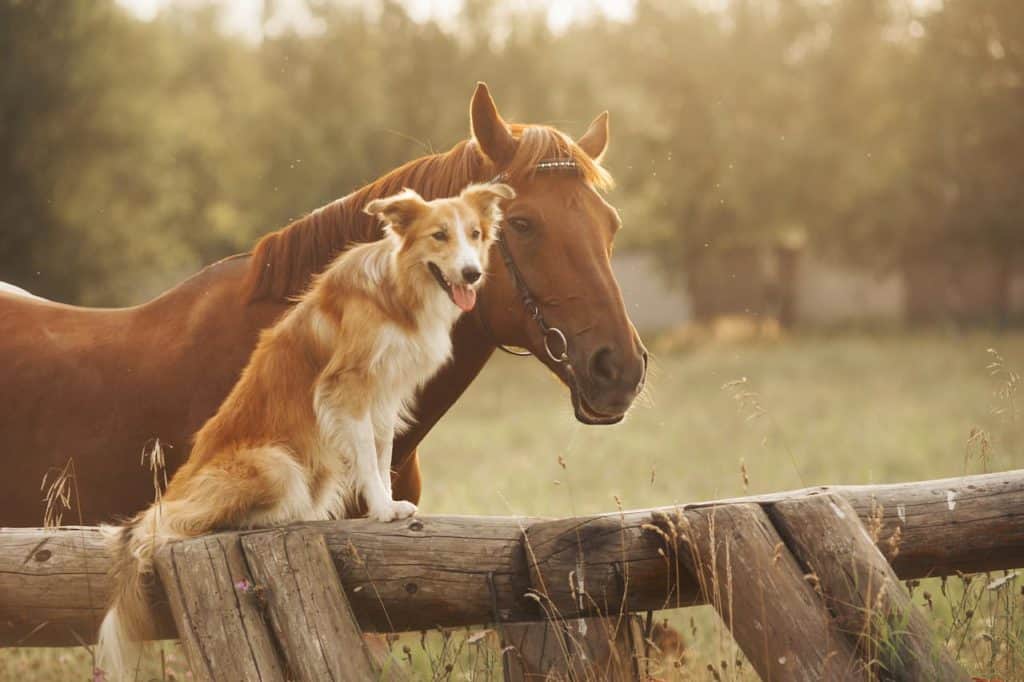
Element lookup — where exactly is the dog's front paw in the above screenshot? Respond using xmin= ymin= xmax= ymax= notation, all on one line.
xmin=390 ymin=500 xmax=417 ymax=519
xmin=368 ymin=499 xmax=418 ymax=523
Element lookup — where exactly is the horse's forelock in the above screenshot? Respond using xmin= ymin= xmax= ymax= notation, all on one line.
xmin=502 ymin=125 xmax=614 ymax=191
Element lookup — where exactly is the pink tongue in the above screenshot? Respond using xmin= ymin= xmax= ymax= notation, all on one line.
xmin=451 ymin=285 xmax=477 ymax=312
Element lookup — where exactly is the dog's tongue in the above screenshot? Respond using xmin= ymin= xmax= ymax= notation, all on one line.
xmin=452 ymin=284 xmax=477 ymax=312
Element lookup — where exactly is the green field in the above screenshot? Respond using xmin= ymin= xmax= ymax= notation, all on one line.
xmin=422 ymin=330 xmax=1024 ymax=516
xmin=4 ymin=331 xmax=1023 ymax=680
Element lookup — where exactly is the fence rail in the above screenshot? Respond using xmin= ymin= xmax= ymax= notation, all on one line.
xmin=3 ymin=468 xmax=1022 ymax=652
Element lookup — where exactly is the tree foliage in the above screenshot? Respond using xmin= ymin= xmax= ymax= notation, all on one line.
xmin=0 ymin=0 xmax=1020 ymax=306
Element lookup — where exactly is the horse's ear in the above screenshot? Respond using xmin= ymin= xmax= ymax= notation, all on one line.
xmin=577 ymin=111 xmax=610 ymax=162
xmin=471 ymin=82 xmax=517 ymax=166
xmin=364 ymin=188 xmax=428 ymax=235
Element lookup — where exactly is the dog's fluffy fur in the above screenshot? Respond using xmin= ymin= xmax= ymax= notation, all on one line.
xmin=96 ymin=182 xmax=513 ymax=678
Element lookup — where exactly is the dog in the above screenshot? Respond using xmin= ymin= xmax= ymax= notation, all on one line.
xmin=96 ymin=182 xmax=514 ymax=678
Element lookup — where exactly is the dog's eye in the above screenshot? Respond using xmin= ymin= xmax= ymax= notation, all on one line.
xmin=432 ymin=231 xmax=448 ymax=242
xmin=471 ymin=229 xmax=482 ymax=240
xmin=507 ymin=217 xmax=531 ymax=233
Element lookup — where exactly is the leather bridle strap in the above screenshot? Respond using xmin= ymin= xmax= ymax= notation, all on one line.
xmin=478 ymin=160 xmax=577 ymax=364
xmin=494 ymin=234 xmax=568 ymax=364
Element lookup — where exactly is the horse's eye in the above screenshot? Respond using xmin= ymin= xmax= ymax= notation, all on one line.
xmin=432 ymin=231 xmax=448 ymax=242
xmin=471 ymin=229 xmax=482 ymax=240
xmin=507 ymin=217 xmax=531 ymax=233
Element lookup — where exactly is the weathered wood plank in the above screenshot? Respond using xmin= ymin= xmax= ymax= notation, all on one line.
xmin=153 ymin=534 xmax=284 ymax=681
xmin=0 ymin=526 xmax=110 ymax=647
xmin=501 ymin=616 xmax=642 ymax=681
xmin=4 ymin=469 xmax=1024 ymax=647
xmin=772 ymin=494 xmax=971 ymax=682
xmin=240 ymin=528 xmax=377 ymax=682
xmin=654 ymin=504 xmax=862 ymax=682
xmin=321 ymin=515 xmax=537 ymax=633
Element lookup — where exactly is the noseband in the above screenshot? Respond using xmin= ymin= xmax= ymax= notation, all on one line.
xmin=480 ymin=158 xmax=578 ymax=365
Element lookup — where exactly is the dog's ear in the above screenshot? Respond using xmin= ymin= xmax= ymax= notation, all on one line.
xmin=460 ymin=183 xmax=515 ymax=231
xmin=461 ymin=182 xmax=515 ymax=204
xmin=364 ymin=188 xmax=428 ymax=235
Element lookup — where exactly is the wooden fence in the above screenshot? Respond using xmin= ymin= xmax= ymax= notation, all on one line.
xmin=3 ymin=469 xmax=1023 ymax=679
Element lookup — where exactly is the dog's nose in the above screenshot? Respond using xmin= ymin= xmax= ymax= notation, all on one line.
xmin=461 ymin=266 xmax=482 ymax=284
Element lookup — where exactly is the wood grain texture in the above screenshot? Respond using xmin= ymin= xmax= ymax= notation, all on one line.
xmin=772 ymin=494 xmax=970 ymax=682
xmin=0 ymin=526 xmax=109 ymax=647
xmin=320 ymin=515 xmax=537 ymax=633
xmin=661 ymin=504 xmax=862 ymax=682
xmin=501 ymin=616 xmax=642 ymax=681
xmin=153 ymin=533 xmax=284 ymax=682
xmin=4 ymin=468 xmax=1024 ymax=647
xmin=241 ymin=528 xmax=377 ymax=682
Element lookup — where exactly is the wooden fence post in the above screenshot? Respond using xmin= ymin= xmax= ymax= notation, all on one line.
xmin=240 ymin=527 xmax=377 ymax=681
xmin=501 ymin=615 xmax=642 ymax=680
xmin=659 ymin=503 xmax=863 ymax=682
xmin=152 ymin=533 xmax=284 ymax=682
xmin=520 ymin=513 xmax=657 ymax=681
xmin=772 ymin=493 xmax=971 ymax=682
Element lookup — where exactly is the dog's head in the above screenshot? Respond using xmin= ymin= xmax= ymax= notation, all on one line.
xmin=364 ymin=183 xmax=515 ymax=312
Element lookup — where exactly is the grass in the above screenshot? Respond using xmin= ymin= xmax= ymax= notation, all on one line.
xmin=3 ymin=329 xmax=1024 ymax=680
xmin=423 ymin=329 xmax=1024 ymax=516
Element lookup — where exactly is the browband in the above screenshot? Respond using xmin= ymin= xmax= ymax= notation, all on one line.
xmin=490 ymin=157 xmax=579 ymax=183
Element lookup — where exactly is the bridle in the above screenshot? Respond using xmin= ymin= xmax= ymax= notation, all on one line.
xmin=493 ymin=236 xmax=569 ymax=364
xmin=476 ymin=157 xmax=647 ymax=426
xmin=479 ymin=158 xmax=578 ymax=365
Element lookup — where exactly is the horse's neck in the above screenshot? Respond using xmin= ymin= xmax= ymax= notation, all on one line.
xmin=0 ymin=281 xmax=44 ymax=300
xmin=250 ymin=143 xmax=493 ymax=302
xmin=138 ymin=254 xmax=285 ymax=337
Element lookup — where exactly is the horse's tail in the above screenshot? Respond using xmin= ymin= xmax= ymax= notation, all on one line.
xmin=96 ymin=506 xmax=164 ymax=680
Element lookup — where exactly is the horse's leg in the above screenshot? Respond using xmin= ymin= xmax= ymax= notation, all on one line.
xmin=390 ymin=448 xmax=422 ymax=505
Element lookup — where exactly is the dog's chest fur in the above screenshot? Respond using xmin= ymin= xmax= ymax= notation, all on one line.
xmin=307 ymin=292 xmax=456 ymax=518
xmin=372 ymin=296 xmax=457 ymax=416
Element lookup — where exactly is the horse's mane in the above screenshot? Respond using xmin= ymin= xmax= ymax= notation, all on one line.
xmin=242 ymin=124 xmax=613 ymax=302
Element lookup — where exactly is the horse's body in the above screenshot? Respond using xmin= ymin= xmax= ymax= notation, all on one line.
xmin=0 ymin=84 xmax=646 ymax=526
xmin=0 ymin=281 xmax=42 ymax=299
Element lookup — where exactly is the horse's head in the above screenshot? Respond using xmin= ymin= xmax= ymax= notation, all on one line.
xmin=470 ymin=84 xmax=648 ymax=425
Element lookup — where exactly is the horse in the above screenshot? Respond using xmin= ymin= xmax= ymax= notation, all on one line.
xmin=0 ymin=83 xmax=648 ymax=527
xmin=0 ymin=281 xmax=43 ymax=300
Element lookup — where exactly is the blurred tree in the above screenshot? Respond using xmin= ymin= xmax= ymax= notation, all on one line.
xmin=0 ymin=0 xmax=1020 ymax=323
xmin=0 ymin=0 xmax=139 ymax=301
xmin=899 ymin=0 xmax=1024 ymax=324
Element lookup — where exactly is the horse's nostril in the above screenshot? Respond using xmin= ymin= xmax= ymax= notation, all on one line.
xmin=461 ymin=266 xmax=482 ymax=284
xmin=589 ymin=347 xmax=621 ymax=385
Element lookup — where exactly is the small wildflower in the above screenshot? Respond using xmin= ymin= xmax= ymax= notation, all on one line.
xmin=234 ymin=578 xmax=253 ymax=593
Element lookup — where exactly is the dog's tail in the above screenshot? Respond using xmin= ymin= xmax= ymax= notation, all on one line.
xmin=96 ymin=505 xmax=164 ymax=680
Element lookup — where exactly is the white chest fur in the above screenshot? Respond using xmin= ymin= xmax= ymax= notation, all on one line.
xmin=368 ymin=292 xmax=458 ymax=428
xmin=373 ymin=315 xmax=454 ymax=392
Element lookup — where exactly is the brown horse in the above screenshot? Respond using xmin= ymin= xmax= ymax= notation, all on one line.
xmin=0 ymin=83 xmax=647 ymax=527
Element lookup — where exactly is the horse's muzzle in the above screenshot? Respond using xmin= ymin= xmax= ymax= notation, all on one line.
xmin=571 ymin=341 xmax=648 ymax=425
